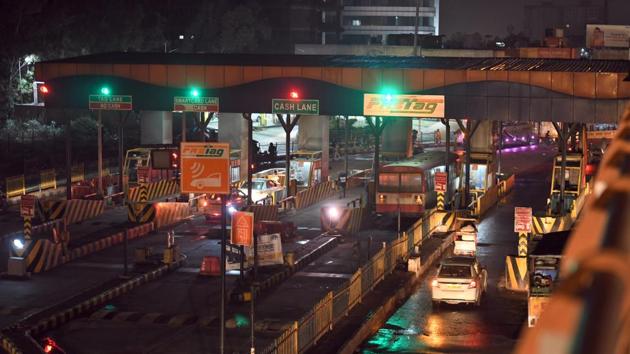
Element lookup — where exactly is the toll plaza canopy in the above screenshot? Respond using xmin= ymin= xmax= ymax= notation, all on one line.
xmin=35 ymin=52 xmax=630 ymax=122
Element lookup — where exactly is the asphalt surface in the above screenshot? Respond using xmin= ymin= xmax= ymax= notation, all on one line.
xmin=360 ymin=144 xmax=555 ymax=354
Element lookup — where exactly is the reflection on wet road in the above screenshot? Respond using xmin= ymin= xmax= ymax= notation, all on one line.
xmin=361 ymin=145 xmax=555 ymax=353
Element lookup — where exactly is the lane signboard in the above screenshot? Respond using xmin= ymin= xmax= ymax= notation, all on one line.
xmin=89 ymin=95 xmax=132 ymax=110
xmin=363 ymin=94 xmax=444 ymax=118
xmin=180 ymin=142 xmax=230 ymax=194
xmin=514 ymin=207 xmax=533 ymax=233
xmin=434 ymin=172 xmax=447 ymax=192
xmin=174 ymin=96 xmax=219 ymax=112
xmin=272 ymin=99 xmax=319 ymax=115
xmin=20 ymin=195 xmax=36 ymax=217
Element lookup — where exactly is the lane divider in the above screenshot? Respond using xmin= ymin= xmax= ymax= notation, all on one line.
xmin=89 ymin=309 xmax=216 ymax=328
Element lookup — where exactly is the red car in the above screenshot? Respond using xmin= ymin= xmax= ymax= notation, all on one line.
xmin=203 ymin=189 xmax=248 ymax=223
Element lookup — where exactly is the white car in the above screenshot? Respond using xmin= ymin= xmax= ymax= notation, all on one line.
xmin=239 ymin=178 xmax=285 ymax=203
xmin=453 ymin=223 xmax=478 ymax=257
xmin=431 ymin=257 xmax=487 ymax=307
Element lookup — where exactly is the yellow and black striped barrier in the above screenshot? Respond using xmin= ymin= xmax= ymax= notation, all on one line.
xmin=128 ymin=180 xmax=178 ymax=202
xmin=63 ymin=199 xmax=105 ymax=225
xmin=244 ymin=204 xmax=279 ymax=222
xmin=505 ymin=255 xmax=528 ymax=292
xmin=23 ymin=217 xmax=32 ymax=240
xmin=518 ymin=232 xmax=528 ymax=256
xmin=153 ymin=202 xmax=191 ymax=230
xmin=294 ymin=181 xmax=337 ymax=209
xmin=39 ymin=169 xmax=57 ymax=191
xmin=437 ymin=191 xmax=445 ymax=210
xmin=37 ymin=200 xmax=67 ymax=221
xmin=531 ymin=215 xmax=573 ymax=236
xmin=23 ymin=239 xmax=65 ymax=274
xmin=127 ymin=202 xmax=156 ymax=224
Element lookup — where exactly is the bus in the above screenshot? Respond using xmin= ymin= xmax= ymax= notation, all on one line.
xmin=528 ymin=230 xmax=570 ymax=327
xmin=376 ymin=151 xmax=461 ymax=217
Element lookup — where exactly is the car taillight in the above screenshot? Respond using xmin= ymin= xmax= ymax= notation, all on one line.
xmin=431 ymin=279 xmax=439 ymax=287
xmin=379 ymin=194 xmax=385 ymax=200
xmin=468 ymin=280 xmax=477 ymax=288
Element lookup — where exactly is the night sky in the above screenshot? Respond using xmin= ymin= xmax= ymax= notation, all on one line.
xmin=440 ymin=0 xmax=630 ymax=37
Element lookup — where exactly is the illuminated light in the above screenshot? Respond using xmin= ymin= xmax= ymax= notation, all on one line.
xmin=228 ymin=206 xmax=237 ymax=214
xmin=44 ymin=344 xmax=53 ymax=353
xmin=504 ymin=138 xmax=509 ymax=143
xmin=202 ymin=200 xmax=208 ymax=207
xmin=521 ymin=137 xmax=526 ymax=142
xmin=190 ymin=88 xmax=199 ymax=97
xmin=431 ymin=279 xmax=439 ymax=287
xmin=100 ymin=86 xmax=111 ymax=95
xmin=468 ymin=280 xmax=477 ymax=288
xmin=13 ymin=239 xmax=24 ymax=250
xmin=385 ymin=94 xmax=393 ymax=102
xmin=326 ymin=206 xmax=340 ymax=220
xmin=379 ymin=194 xmax=385 ymax=199
xmin=39 ymin=85 xmax=49 ymax=94
xmin=289 ymin=90 xmax=299 ymax=99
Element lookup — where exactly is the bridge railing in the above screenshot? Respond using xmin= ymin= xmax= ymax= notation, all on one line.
xmin=515 ymin=105 xmax=630 ymax=354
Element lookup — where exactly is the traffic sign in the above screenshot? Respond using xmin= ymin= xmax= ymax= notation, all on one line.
xmin=174 ymin=96 xmax=219 ymax=112
xmin=272 ymin=99 xmax=319 ymax=115
xmin=434 ymin=172 xmax=447 ymax=192
xmin=180 ymin=142 xmax=230 ymax=194
xmin=89 ymin=95 xmax=132 ymax=110
xmin=231 ymin=211 xmax=254 ymax=247
xmin=363 ymin=94 xmax=444 ymax=118
xmin=20 ymin=195 xmax=36 ymax=217
xmin=514 ymin=207 xmax=533 ymax=233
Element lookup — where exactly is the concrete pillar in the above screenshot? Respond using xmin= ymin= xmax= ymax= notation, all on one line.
xmin=382 ymin=118 xmax=412 ymax=159
xmin=140 ymin=111 xmax=173 ymax=145
xmin=470 ymin=120 xmax=494 ymax=153
xmin=218 ymin=113 xmax=248 ymax=180
xmin=297 ymin=115 xmax=329 ymax=181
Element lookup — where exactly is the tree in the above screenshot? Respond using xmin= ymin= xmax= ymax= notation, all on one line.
xmin=217 ymin=2 xmax=271 ymax=53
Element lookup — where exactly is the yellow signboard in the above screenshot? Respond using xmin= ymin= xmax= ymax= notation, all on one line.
xmin=363 ymin=94 xmax=445 ymax=118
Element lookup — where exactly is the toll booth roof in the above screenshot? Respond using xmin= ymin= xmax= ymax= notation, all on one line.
xmin=38 ymin=52 xmax=630 ymax=73
xmin=531 ymin=231 xmax=572 ymax=257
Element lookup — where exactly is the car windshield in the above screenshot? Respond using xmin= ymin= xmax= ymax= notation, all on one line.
xmin=249 ymin=181 xmax=266 ymax=190
xmin=439 ymin=264 xmax=472 ymax=278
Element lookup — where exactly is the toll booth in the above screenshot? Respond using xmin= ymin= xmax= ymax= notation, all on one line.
xmin=230 ymin=149 xmax=241 ymax=186
xmin=548 ymin=153 xmax=585 ymax=216
xmin=468 ymin=152 xmax=497 ymax=197
xmin=123 ymin=147 xmax=178 ymax=189
xmin=291 ymin=150 xmax=322 ymax=189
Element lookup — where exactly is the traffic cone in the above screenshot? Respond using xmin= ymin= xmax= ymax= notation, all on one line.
xmin=199 ymin=256 xmax=220 ymax=276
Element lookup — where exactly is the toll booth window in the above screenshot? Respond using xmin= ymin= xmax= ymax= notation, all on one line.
xmin=378 ymin=173 xmax=399 ymax=192
xmin=231 ymin=166 xmax=240 ymax=183
xmin=400 ymin=173 xmax=423 ymax=193
xmin=470 ymin=164 xmax=487 ymax=190
xmin=553 ymin=168 xmax=580 ymax=191
xmin=291 ymin=161 xmax=312 ymax=188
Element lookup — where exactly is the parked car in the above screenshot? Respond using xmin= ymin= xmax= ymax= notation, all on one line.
xmin=239 ymin=178 xmax=285 ymax=204
xmin=204 ymin=189 xmax=248 ymax=223
xmin=431 ymin=256 xmax=487 ymax=307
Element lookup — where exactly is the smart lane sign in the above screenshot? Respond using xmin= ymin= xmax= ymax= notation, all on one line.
xmin=174 ymin=96 xmax=219 ymax=112
xmin=89 ymin=95 xmax=133 ymax=110
xmin=272 ymin=99 xmax=319 ymax=115
xmin=363 ymin=94 xmax=444 ymax=118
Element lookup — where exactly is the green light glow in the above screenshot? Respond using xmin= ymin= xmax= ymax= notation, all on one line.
xmin=191 ymin=88 xmax=199 ymax=97
xmin=100 ymin=86 xmax=111 ymax=95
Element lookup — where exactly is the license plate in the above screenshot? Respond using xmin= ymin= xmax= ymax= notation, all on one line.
xmin=446 ymin=284 xmax=461 ymax=289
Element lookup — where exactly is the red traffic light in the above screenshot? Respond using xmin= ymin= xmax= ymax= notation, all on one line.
xmin=39 ymin=85 xmax=49 ymax=94
xmin=170 ymin=151 xmax=179 ymax=168
xmin=289 ymin=90 xmax=299 ymax=99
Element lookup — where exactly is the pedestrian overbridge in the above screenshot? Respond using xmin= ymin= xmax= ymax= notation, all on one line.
xmin=36 ymin=53 xmax=629 ymax=123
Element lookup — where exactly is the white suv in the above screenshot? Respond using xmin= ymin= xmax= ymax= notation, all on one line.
xmin=431 ymin=257 xmax=487 ymax=307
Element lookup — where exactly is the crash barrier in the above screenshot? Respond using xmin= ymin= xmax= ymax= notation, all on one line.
xmin=153 ymin=202 xmax=191 ymax=230
xmin=505 ymin=255 xmax=528 ymax=292
xmin=473 ymin=184 xmax=499 ymax=217
xmin=71 ymin=163 xmax=84 ymax=183
xmin=531 ymin=214 xmax=574 ymax=236
xmin=345 ymin=169 xmax=371 ymax=189
xmin=245 ymin=204 xmax=279 ymax=222
xmin=36 ymin=200 xmax=67 ymax=221
xmin=262 ymin=223 xmax=434 ymax=354
xmin=402 ymin=209 xmax=458 ymax=252
xmin=320 ymin=206 xmax=367 ymax=235
xmin=127 ymin=202 xmax=156 ymax=224
xmin=63 ymin=199 xmax=105 ymax=225
xmin=39 ymin=169 xmax=57 ymax=191
xmin=5 ymin=175 xmax=25 ymax=198
xmin=279 ymin=196 xmax=296 ymax=212
xmin=295 ymin=181 xmax=337 ymax=209
xmin=127 ymin=179 xmax=178 ymax=202
xmin=498 ymin=174 xmax=515 ymax=198
xmin=71 ymin=223 xmax=153 ymax=260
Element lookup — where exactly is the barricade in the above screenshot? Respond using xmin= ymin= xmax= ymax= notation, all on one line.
xmin=40 ymin=169 xmax=57 ymax=191
xmin=294 ymin=181 xmax=336 ymax=209
xmin=37 ymin=200 xmax=67 ymax=221
xmin=320 ymin=207 xmax=366 ymax=235
xmin=474 ymin=184 xmax=499 ymax=217
xmin=23 ymin=239 xmax=65 ymax=273
xmin=505 ymin=255 xmax=528 ymax=292
xmin=345 ymin=169 xmax=370 ymax=189
xmin=127 ymin=202 xmax=156 ymax=224
xmin=128 ymin=180 xmax=178 ymax=202
xmin=63 ymin=199 xmax=105 ymax=225
xmin=153 ymin=202 xmax=191 ymax=230
xmin=245 ymin=204 xmax=279 ymax=222
xmin=531 ymin=214 xmax=574 ymax=236
xmin=5 ymin=175 xmax=25 ymax=198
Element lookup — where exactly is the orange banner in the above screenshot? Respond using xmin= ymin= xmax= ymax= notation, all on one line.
xmin=231 ymin=211 xmax=254 ymax=247
xmin=180 ymin=142 xmax=230 ymax=194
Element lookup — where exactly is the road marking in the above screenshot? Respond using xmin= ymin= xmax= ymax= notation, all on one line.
xmin=66 ymin=262 xmax=124 ymax=270
xmin=297 ymin=227 xmax=321 ymax=231
xmin=295 ymin=271 xmax=352 ymax=279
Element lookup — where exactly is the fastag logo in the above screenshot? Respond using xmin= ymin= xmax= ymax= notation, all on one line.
xmin=364 ymin=94 xmax=444 ymax=117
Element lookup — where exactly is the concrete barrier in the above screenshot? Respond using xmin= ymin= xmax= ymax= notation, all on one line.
xmin=153 ymin=202 xmax=191 ymax=230
xmin=295 ymin=181 xmax=337 ymax=209
xmin=505 ymin=255 xmax=529 ymax=292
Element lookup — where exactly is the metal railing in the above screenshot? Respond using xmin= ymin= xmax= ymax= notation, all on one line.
xmin=261 ymin=207 xmax=448 ymax=353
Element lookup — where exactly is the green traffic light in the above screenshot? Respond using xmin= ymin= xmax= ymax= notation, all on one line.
xmin=191 ymin=88 xmax=199 ymax=97
xmin=100 ymin=87 xmax=111 ymax=95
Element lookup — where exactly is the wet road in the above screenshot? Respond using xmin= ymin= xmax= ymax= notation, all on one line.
xmin=360 ymin=144 xmax=555 ymax=354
